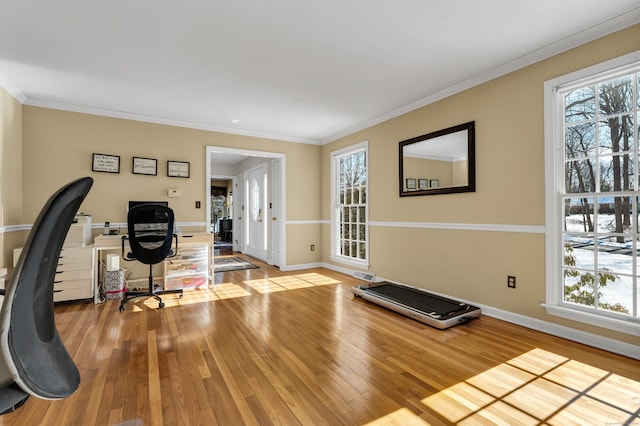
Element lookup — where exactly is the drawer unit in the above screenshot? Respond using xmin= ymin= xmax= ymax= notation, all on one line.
xmin=164 ymin=240 xmax=210 ymax=290
xmin=55 ymin=246 xmax=94 ymax=302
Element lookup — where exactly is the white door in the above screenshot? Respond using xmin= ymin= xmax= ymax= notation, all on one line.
xmin=245 ymin=163 xmax=268 ymax=261
xmin=270 ymin=159 xmax=281 ymax=266
xmin=232 ymin=175 xmax=242 ymax=252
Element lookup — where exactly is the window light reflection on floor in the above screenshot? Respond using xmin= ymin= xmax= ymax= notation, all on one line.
xmin=129 ymin=273 xmax=344 ymax=309
xmin=421 ymin=347 xmax=640 ymax=425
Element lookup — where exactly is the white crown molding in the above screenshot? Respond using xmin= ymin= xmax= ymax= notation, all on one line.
xmin=23 ymin=98 xmax=323 ymax=146
xmin=4 ymin=8 xmax=639 ymax=147
xmin=320 ymin=8 xmax=640 ymax=144
xmin=0 ymin=72 xmax=26 ymax=103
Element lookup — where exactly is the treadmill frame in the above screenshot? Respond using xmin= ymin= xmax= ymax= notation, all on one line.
xmin=352 ymin=281 xmax=481 ymax=329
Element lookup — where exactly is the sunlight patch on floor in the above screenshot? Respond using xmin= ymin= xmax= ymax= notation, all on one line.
xmin=294 ymin=272 xmax=342 ymax=286
xmin=245 ymin=278 xmax=287 ymax=294
xmin=421 ymin=347 xmax=640 ymax=425
xmin=213 ymin=283 xmax=252 ymax=299
xmin=363 ymin=407 xmax=430 ymax=425
xmin=268 ymin=275 xmax=315 ymax=290
xmin=127 ymin=272 xmax=343 ymax=306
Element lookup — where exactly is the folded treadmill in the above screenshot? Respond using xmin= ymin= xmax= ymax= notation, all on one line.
xmin=352 ymin=281 xmax=480 ymax=329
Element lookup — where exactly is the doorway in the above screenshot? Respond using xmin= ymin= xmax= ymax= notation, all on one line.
xmin=205 ymin=146 xmax=285 ymax=267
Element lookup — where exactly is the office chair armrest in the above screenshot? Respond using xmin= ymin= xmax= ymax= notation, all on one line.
xmin=167 ymin=234 xmax=179 ymax=258
xmin=121 ymin=235 xmax=134 ymax=261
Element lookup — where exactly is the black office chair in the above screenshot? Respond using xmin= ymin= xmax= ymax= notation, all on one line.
xmin=0 ymin=176 xmax=93 ymax=414
xmin=119 ymin=204 xmax=183 ymax=311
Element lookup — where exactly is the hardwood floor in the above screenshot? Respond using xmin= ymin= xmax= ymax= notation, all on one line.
xmin=2 ymin=255 xmax=638 ymax=425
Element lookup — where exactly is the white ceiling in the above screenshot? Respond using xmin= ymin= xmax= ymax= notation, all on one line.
xmin=1 ymin=1 xmax=639 ymax=145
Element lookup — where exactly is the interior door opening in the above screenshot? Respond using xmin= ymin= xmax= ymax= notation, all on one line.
xmin=205 ymin=146 xmax=285 ymax=268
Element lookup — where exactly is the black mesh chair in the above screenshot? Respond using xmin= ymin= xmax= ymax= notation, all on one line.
xmin=119 ymin=204 xmax=183 ymax=311
xmin=0 ymin=177 xmax=93 ymax=414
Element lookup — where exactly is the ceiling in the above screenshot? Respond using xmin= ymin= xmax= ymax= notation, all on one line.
xmin=1 ymin=1 xmax=639 ymax=146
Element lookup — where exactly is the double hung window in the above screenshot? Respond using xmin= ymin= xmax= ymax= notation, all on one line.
xmin=331 ymin=142 xmax=368 ymax=267
xmin=545 ymin=52 xmax=640 ymax=334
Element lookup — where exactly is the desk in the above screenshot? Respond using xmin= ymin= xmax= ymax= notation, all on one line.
xmin=93 ymin=233 xmax=213 ymax=304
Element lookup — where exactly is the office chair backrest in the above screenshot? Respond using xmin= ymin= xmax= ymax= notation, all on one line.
xmin=127 ymin=203 xmax=175 ymax=265
xmin=0 ymin=177 xmax=93 ymax=407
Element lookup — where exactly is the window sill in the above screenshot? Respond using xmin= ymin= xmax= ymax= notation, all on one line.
xmin=330 ymin=255 xmax=369 ymax=270
xmin=541 ymin=303 xmax=640 ymax=337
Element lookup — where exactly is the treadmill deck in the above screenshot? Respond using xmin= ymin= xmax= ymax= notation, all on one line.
xmin=352 ymin=282 xmax=480 ymax=329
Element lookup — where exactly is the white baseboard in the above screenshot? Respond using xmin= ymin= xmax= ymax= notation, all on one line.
xmin=279 ymin=262 xmax=323 ymax=272
xmin=316 ymin=262 xmax=640 ymax=360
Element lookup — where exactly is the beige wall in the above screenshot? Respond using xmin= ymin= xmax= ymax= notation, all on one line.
xmin=403 ymin=156 xmax=453 ymax=189
xmin=321 ymin=24 xmax=640 ymax=346
xmin=20 ymin=107 xmax=322 ymax=266
xmin=0 ymin=86 xmax=23 ymax=267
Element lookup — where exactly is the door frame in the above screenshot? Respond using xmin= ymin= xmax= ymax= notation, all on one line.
xmin=205 ymin=146 xmax=286 ymax=268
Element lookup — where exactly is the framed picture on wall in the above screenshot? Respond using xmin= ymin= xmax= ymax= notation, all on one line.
xmin=92 ymin=153 xmax=120 ymax=173
xmin=418 ymin=178 xmax=428 ymax=190
xmin=406 ymin=178 xmax=417 ymax=190
xmin=430 ymin=179 xmax=440 ymax=188
xmin=167 ymin=160 xmax=190 ymax=178
xmin=132 ymin=157 xmax=157 ymax=176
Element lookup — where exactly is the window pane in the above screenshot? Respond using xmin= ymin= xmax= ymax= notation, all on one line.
xmin=597 ymin=236 xmax=633 ymax=275
xmin=565 ymin=123 xmax=596 ymax=158
xmin=595 ymin=195 xmax=632 ymax=235
xmin=563 ymin=271 xmax=595 ymax=309
xmin=598 ymin=76 xmax=633 ymax=114
xmin=563 ymin=235 xmax=594 ymax=270
xmin=598 ymin=273 xmax=631 ymax=315
xmin=565 ymin=86 xmax=595 ymax=123
xmin=564 ymin=197 xmax=595 ymax=232
xmin=565 ymin=159 xmax=596 ymax=193
xmin=358 ymin=224 xmax=365 ymax=241
xmin=599 ymin=115 xmax=634 ymax=154
xmin=358 ymin=206 xmax=365 ymax=223
xmin=358 ymin=243 xmax=366 ymax=260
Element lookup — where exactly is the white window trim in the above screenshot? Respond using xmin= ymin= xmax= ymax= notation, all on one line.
xmin=543 ymin=50 xmax=640 ymax=336
xmin=330 ymin=141 xmax=369 ymax=269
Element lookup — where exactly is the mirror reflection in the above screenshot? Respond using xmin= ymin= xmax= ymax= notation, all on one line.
xmin=399 ymin=121 xmax=475 ymax=196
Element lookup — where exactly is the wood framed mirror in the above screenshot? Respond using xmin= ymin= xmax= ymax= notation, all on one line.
xmin=399 ymin=121 xmax=475 ymax=196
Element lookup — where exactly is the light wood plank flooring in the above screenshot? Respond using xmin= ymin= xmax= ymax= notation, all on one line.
xmin=1 ymin=255 xmax=638 ymax=425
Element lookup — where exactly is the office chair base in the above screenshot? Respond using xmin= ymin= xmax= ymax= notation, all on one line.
xmin=0 ymin=383 xmax=30 ymax=415
xmin=118 ymin=288 xmax=183 ymax=311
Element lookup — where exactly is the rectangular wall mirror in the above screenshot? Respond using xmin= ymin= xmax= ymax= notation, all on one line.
xmin=399 ymin=121 xmax=475 ymax=196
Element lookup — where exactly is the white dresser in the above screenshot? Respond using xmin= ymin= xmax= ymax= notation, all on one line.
xmin=54 ymin=246 xmax=95 ymax=302
xmin=54 ymin=215 xmax=95 ymax=302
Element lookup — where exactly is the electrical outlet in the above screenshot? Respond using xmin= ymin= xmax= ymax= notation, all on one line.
xmin=195 ymin=201 xmax=201 ymax=208
xmin=507 ymin=275 xmax=516 ymax=288
xmin=310 ymin=244 xmax=315 ymax=251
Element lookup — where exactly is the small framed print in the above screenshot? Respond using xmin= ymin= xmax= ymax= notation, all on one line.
xmin=430 ymin=179 xmax=440 ymax=188
xmin=418 ymin=178 xmax=428 ymax=190
xmin=406 ymin=178 xmax=417 ymax=190
xmin=92 ymin=153 xmax=120 ymax=173
xmin=132 ymin=157 xmax=157 ymax=176
xmin=167 ymin=160 xmax=190 ymax=178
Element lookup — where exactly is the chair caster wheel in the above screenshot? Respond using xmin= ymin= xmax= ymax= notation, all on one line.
xmin=159 ymin=302 xmax=165 ymax=309
xmin=179 ymin=294 xmax=184 ymax=299
xmin=119 ymin=304 xmax=125 ymax=311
